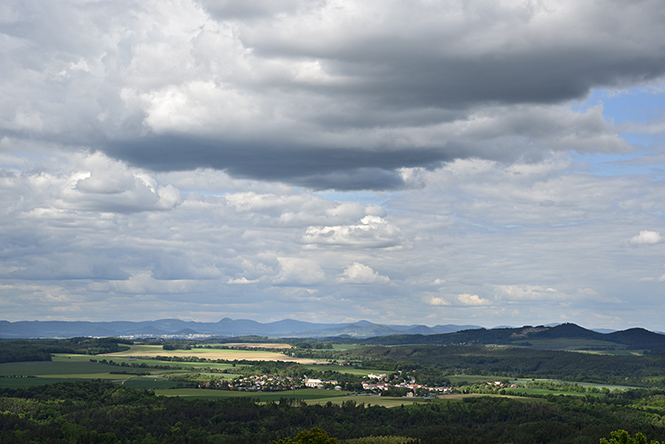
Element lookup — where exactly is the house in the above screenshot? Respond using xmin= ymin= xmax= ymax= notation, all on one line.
xmin=304 ymin=378 xmax=323 ymax=388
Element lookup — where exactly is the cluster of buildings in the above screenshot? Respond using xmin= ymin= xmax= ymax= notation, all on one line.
xmin=360 ymin=373 xmax=452 ymax=396
xmin=202 ymin=371 xmax=509 ymax=397
xmin=203 ymin=374 xmax=343 ymax=392
xmin=212 ymin=374 xmax=300 ymax=391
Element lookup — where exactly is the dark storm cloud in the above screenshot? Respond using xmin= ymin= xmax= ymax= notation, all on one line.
xmin=196 ymin=0 xmax=305 ymax=20
xmin=3 ymin=0 xmax=665 ymax=190
xmin=104 ymin=135 xmax=447 ymax=190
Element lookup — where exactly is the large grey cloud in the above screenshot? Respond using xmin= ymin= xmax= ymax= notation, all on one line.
xmin=2 ymin=0 xmax=663 ymax=190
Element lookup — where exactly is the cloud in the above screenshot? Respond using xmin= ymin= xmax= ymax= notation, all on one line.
xmin=629 ymin=230 xmax=663 ymax=246
xmin=427 ymin=296 xmax=449 ymax=306
xmin=457 ymin=294 xmax=489 ymax=306
xmin=493 ymin=285 xmax=559 ymax=301
xmin=303 ymin=215 xmax=404 ymax=248
xmin=274 ymin=257 xmax=325 ymax=285
xmin=197 ymin=0 xmax=303 ymax=20
xmin=227 ymin=277 xmax=259 ymax=285
xmin=4 ymin=0 xmax=665 ymax=190
xmin=1 ymin=149 xmax=665 ymax=328
xmin=337 ymin=262 xmax=390 ymax=284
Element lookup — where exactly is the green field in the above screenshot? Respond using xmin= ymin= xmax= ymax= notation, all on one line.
xmin=331 ymin=344 xmax=365 ymax=351
xmin=505 ymin=387 xmax=602 ymax=397
xmin=509 ymin=378 xmax=641 ymax=391
xmin=447 ymin=375 xmax=504 ymax=384
xmin=0 ymin=377 xmax=75 ymax=388
xmin=0 ymin=359 xmax=124 ymax=379
xmin=154 ymin=388 xmax=429 ymax=407
xmin=123 ymin=376 xmax=191 ymax=390
xmin=0 ymin=358 xmax=138 ymax=389
xmin=155 ymin=387 xmax=352 ymax=401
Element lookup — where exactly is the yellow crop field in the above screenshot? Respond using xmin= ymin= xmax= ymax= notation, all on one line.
xmin=101 ymin=344 xmax=315 ymax=364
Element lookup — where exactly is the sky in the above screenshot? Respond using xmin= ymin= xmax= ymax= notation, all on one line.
xmin=1 ymin=0 xmax=665 ymax=331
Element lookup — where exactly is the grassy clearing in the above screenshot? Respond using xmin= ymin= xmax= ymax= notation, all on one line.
xmin=155 ymin=387 xmax=352 ymax=401
xmin=505 ymin=388 xmax=599 ymax=397
xmin=346 ymin=395 xmax=430 ymax=408
xmin=331 ymin=344 xmax=364 ymax=351
xmin=153 ymin=388 xmax=428 ymax=407
xmin=433 ymin=394 xmax=544 ymax=404
xmin=447 ymin=375 xmax=503 ymax=384
xmin=509 ymin=378 xmax=640 ymax=391
xmin=123 ymin=376 xmax=189 ymax=390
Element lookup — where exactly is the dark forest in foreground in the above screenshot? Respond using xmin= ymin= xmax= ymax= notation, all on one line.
xmin=3 ymin=333 xmax=665 ymax=443
xmin=2 ymin=380 xmax=665 ymax=444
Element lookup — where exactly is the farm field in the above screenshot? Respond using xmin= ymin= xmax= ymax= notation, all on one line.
xmin=0 ymin=357 xmax=138 ymax=388
xmin=101 ymin=344 xmax=317 ymax=363
xmin=0 ymin=359 xmax=124 ymax=379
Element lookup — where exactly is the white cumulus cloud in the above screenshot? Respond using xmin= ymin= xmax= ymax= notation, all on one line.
xmin=629 ymin=230 xmax=663 ymax=246
xmin=337 ymin=263 xmax=390 ymax=284
xmin=457 ymin=294 xmax=490 ymax=306
xmin=303 ymin=216 xmax=404 ymax=248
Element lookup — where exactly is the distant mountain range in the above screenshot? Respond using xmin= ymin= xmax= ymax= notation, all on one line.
xmin=0 ymin=318 xmax=480 ymax=339
xmin=2 ymin=319 xmax=663 ymax=351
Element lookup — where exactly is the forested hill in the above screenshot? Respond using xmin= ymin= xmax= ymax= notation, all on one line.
xmin=358 ymin=323 xmax=665 ymax=350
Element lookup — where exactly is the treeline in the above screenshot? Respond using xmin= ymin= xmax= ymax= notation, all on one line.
xmin=292 ymin=342 xmax=334 ymax=349
xmin=337 ymin=345 xmax=665 ymax=386
xmin=2 ymin=380 xmax=665 ymax=443
xmin=0 ymin=337 xmax=133 ymax=363
xmin=163 ymin=343 xmax=192 ymax=350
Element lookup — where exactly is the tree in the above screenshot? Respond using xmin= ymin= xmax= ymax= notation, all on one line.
xmin=274 ymin=427 xmax=338 ymax=444
xmin=599 ymin=429 xmax=661 ymax=444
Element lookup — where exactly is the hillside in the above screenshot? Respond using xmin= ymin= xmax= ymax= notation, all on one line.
xmin=359 ymin=323 xmax=665 ymax=350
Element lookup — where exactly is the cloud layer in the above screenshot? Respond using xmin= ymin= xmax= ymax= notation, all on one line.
xmin=3 ymin=0 xmax=663 ymax=189
xmin=1 ymin=0 xmax=665 ymax=330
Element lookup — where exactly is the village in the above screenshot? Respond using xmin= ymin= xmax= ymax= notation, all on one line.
xmin=205 ymin=371 xmax=511 ymax=397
